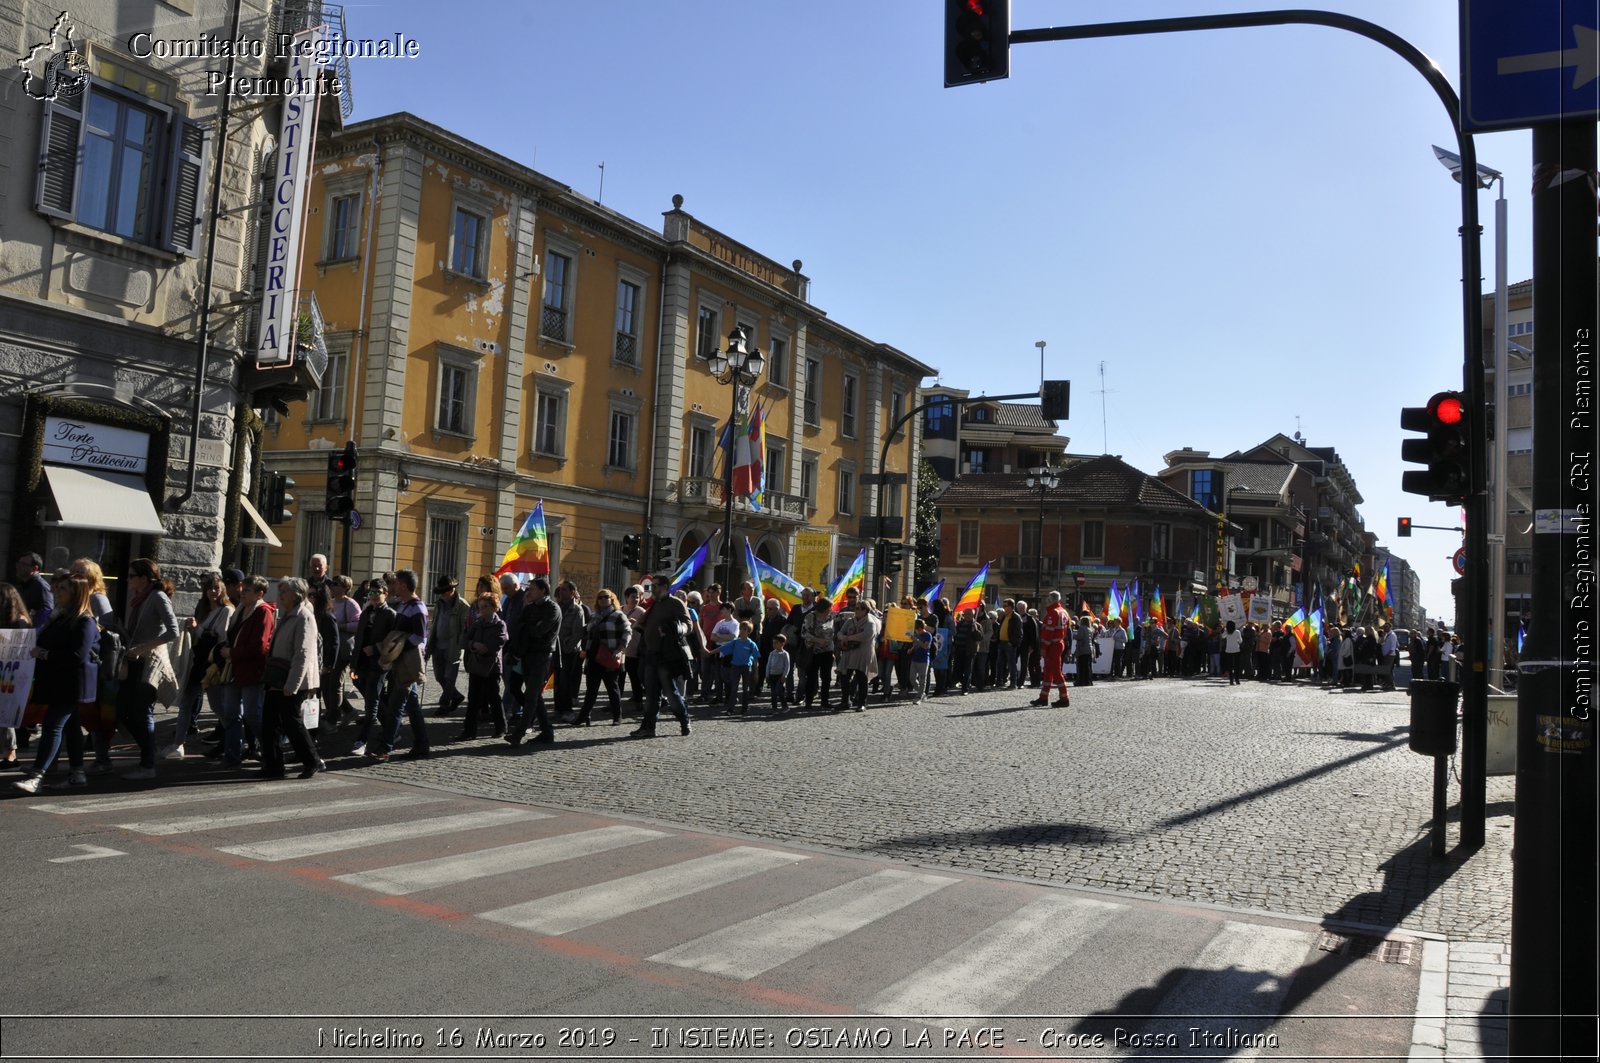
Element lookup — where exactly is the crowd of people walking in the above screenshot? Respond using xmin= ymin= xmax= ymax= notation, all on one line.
xmin=3 ymin=548 xmax=1447 ymax=795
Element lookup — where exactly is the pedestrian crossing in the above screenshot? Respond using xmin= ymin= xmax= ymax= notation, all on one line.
xmin=24 ymin=776 xmax=1377 ymax=1042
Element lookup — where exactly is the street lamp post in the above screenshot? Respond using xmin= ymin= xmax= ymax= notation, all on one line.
xmin=700 ymin=324 xmax=764 ymax=587
xmin=1434 ymin=145 xmax=1507 ymax=691
xmin=1026 ymin=465 xmax=1059 ymax=607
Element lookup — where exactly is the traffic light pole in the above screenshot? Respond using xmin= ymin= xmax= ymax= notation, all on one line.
xmin=1008 ymin=4 xmax=1491 ymax=845
xmin=1508 ymin=119 xmax=1598 ymax=1061
xmin=871 ymin=391 xmax=1043 ymax=597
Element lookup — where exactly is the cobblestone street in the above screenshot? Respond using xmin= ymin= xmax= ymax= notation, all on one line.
xmin=367 ymin=675 xmax=1514 ymax=944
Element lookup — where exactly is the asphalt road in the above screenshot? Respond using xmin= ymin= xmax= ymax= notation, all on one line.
xmin=2 ymin=672 xmax=1512 ymax=1061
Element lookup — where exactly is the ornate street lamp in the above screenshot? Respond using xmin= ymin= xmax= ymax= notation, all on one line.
xmin=1025 ymin=465 xmax=1059 ymax=608
xmin=700 ymin=324 xmax=764 ymax=586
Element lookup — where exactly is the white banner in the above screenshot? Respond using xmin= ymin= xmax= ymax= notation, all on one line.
xmin=255 ymin=27 xmax=323 ymax=364
xmin=1248 ymin=596 xmax=1273 ymax=623
xmin=1218 ymin=593 xmax=1245 ymax=624
xmin=1064 ymin=635 xmax=1116 ymax=675
xmin=0 ymin=628 xmax=39 ymax=728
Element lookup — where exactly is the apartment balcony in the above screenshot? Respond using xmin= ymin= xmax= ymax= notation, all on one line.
xmin=672 ymin=477 xmax=808 ymax=524
xmin=998 ymin=553 xmax=1058 ymax=578
xmin=1138 ymin=558 xmax=1202 ymax=580
xmin=277 ymin=0 xmax=354 ymax=121
xmin=241 ymin=291 xmax=328 ymax=408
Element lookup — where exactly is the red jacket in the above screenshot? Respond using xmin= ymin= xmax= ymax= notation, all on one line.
xmin=228 ymin=602 xmax=276 ymax=685
xmin=1041 ymin=604 xmax=1070 ymax=645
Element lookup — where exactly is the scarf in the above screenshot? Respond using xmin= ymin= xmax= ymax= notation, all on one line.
xmin=126 ymin=583 xmax=154 ymax=632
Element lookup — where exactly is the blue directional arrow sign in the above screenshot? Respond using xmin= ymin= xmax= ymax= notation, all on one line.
xmin=1462 ymin=0 xmax=1600 ymax=131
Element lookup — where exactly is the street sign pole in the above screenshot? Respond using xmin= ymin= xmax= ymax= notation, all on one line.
xmin=1509 ymin=117 xmax=1599 ymax=1062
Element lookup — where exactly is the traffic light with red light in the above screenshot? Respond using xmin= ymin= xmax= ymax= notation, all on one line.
xmin=944 ymin=0 xmax=1010 ymax=87
xmin=1397 ymin=516 xmax=1413 ymax=537
xmin=325 ymin=441 xmax=358 ymax=520
xmin=1400 ymin=391 xmax=1470 ymax=504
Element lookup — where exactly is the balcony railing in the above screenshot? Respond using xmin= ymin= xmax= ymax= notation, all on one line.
xmin=277 ymin=1 xmax=354 ymax=120
xmin=614 ymin=331 xmax=637 ymax=366
xmin=674 ymin=477 xmax=808 ymax=523
xmin=999 ymin=554 xmax=1057 ymax=575
xmin=541 ymin=304 xmax=569 ymax=343
xmin=1138 ymin=558 xmax=1199 ymax=578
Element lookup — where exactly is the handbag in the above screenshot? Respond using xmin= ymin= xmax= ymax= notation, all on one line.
xmin=262 ymin=655 xmax=292 ymax=690
xmin=595 ymin=644 xmax=623 ymax=672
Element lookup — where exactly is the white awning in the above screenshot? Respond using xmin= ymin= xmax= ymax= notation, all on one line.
xmin=237 ymin=494 xmax=283 ymax=548
xmin=42 ymin=465 xmax=167 ymax=537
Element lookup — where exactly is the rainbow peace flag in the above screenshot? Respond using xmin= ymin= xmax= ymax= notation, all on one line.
xmin=828 ymin=548 xmax=866 ymax=611
xmin=1376 ymin=559 xmax=1389 ymax=604
xmin=1150 ymin=586 xmax=1166 ymax=627
xmin=494 ymin=502 xmax=549 ymax=577
xmin=920 ymin=579 xmax=945 ymax=605
xmin=745 ymin=537 xmax=806 ymax=608
xmin=1107 ymin=581 xmax=1122 ymax=623
xmin=668 ymin=530 xmax=720 ymax=594
xmin=1128 ymin=578 xmax=1141 ymax=625
xmin=953 ymin=563 xmax=990 ymax=614
xmin=1286 ymin=607 xmax=1310 ymax=658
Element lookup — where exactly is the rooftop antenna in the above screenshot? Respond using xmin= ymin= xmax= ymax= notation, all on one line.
xmin=1294 ymin=414 xmax=1304 ymax=445
xmin=597 ymin=161 xmax=605 ymax=204
xmin=1096 ymin=360 xmax=1116 ymax=454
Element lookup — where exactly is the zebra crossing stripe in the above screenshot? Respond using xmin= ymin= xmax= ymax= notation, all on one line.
xmin=333 ymin=826 xmax=670 ymax=896
xmin=1109 ymin=921 xmax=1313 ymax=1060
xmin=649 ymin=868 xmax=957 ymax=980
xmin=217 ymin=808 xmax=548 ymax=862
xmin=479 ymin=845 xmax=807 ymax=936
xmin=1151 ymin=920 xmax=1313 ymax=1016
xmin=116 ymin=794 xmax=448 ymax=836
xmin=867 ymin=894 xmax=1125 ymax=1017
xmin=27 ymin=777 xmax=357 ymax=815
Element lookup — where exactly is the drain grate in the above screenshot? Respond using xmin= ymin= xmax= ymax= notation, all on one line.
xmin=1316 ymin=931 xmax=1417 ymax=965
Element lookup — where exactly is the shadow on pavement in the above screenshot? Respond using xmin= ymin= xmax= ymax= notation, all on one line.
xmin=1155 ymin=727 xmax=1411 ymax=831
xmin=874 ymin=820 xmax=1125 ymax=851
xmin=1072 ymin=830 xmax=1476 ymax=1056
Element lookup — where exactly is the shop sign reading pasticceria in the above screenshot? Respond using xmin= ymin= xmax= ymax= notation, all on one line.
xmin=42 ymin=417 xmax=149 ymax=474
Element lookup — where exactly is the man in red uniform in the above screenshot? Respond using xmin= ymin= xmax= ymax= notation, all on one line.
xmin=1034 ymin=591 xmax=1071 ymax=707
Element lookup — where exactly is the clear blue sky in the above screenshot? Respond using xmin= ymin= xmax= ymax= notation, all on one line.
xmin=340 ymin=1 xmax=1535 ymax=624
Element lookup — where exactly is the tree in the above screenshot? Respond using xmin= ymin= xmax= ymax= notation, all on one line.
xmin=913 ymin=458 xmax=944 ymax=589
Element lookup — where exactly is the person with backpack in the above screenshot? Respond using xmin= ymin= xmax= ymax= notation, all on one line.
xmin=575 ymin=588 xmax=630 ymax=726
xmin=12 ymin=574 xmax=97 ymax=793
xmin=553 ymin=580 xmax=591 ymax=723
xmin=505 ymin=576 xmax=559 ymax=747
xmin=458 ymin=592 xmax=508 ymax=740
xmin=632 ymin=576 xmax=693 ymax=738
xmin=801 ymin=596 xmax=837 ymax=712
xmin=350 ymin=579 xmax=396 ymax=757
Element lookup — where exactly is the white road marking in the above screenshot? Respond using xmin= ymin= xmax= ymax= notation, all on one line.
xmin=651 ymin=868 xmax=956 ymax=980
xmin=334 ymin=825 xmax=669 ymax=896
xmin=868 ymin=894 xmax=1126 ymax=1017
xmin=218 ymin=808 xmax=547 ymax=862
xmin=479 ymin=845 xmax=807 ymax=936
xmin=117 ymin=794 xmax=447 ymax=835
xmin=27 ymin=777 xmax=357 ymax=815
xmin=49 ymin=844 xmax=126 ymax=863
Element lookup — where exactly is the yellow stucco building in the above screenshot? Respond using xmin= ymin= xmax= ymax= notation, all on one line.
xmin=260 ymin=112 xmax=932 ymax=598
